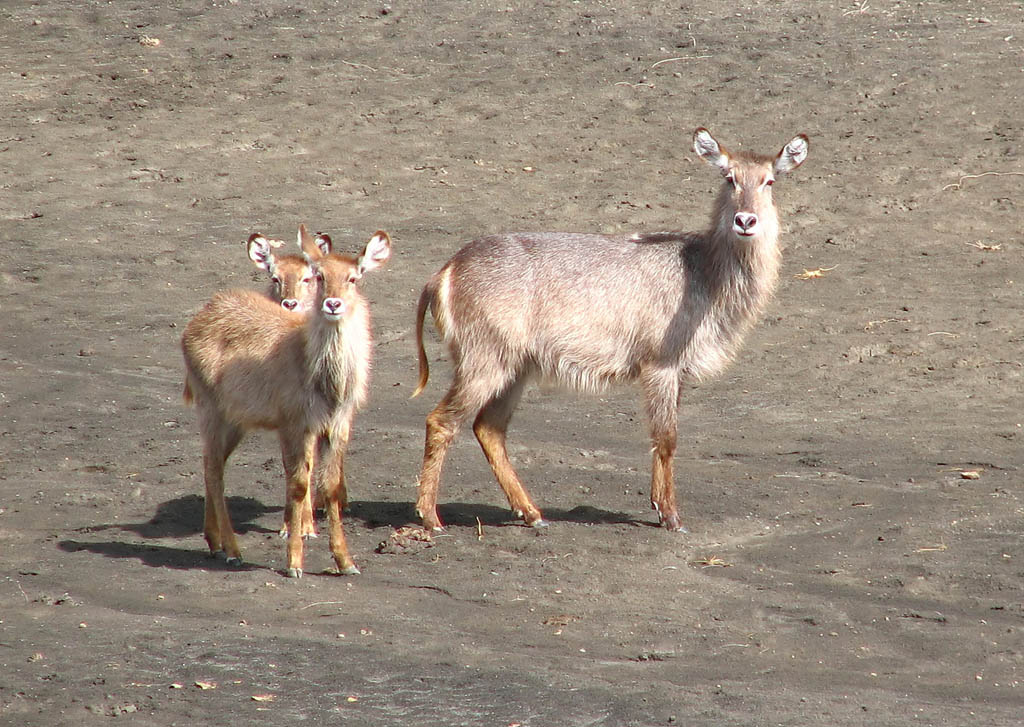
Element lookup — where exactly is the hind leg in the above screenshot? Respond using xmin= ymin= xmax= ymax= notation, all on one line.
xmin=416 ymin=368 xmax=505 ymax=531
xmin=279 ymin=451 xmax=318 ymax=540
xmin=415 ymin=391 xmax=466 ymax=531
xmin=472 ymin=377 xmax=544 ymax=527
xmin=199 ymin=418 xmax=245 ymax=564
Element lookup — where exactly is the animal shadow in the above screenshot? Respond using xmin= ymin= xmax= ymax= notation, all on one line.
xmin=58 ymin=494 xmax=280 ymax=571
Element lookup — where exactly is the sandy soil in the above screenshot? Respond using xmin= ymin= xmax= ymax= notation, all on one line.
xmin=2 ymin=1 xmax=1023 ymax=724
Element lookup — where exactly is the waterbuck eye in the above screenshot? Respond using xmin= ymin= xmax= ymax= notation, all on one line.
xmin=765 ymin=178 xmax=775 ymax=187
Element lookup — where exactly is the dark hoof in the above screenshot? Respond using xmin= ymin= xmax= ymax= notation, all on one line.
xmin=334 ymin=564 xmax=360 ymax=576
xmin=528 ymin=518 xmax=550 ymax=529
xmin=212 ymin=550 xmax=244 ymax=566
xmin=286 ymin=567 xmax=303 ymax=579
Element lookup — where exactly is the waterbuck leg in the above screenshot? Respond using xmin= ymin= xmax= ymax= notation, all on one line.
xmin=280 ymin=451 xmax=318 ymax=540
xmin=200 ymin=420 xmax=244 ymax=563
xmin=281 ymin=431 xmax=316 ymax=578
xmin=472 ymin=378 xmax=545 ymax=527
xmin=642 ymin=367 xmax=686 ymax=532
xmin=318 ymin=427 xmax=359 ymax=575
xmin=416 ymin=390 xmax=466 ymax=531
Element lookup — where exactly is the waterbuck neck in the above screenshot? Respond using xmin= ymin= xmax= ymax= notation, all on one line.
xmin=705 ymin=182 xmax=782 ymax=312
xmin=305 ymin=304 xmax=368 ymax=419
xmin=672 ymin=188 xmax=783 ymax=382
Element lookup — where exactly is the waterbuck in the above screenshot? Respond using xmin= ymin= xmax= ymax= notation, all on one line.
xmin=412 ymin=128 xmax=808 ymax=532
xmin=246 ymin=226 xmax=333 ymax=312
xmin=182 ymin=229 xmax=392 ymax=577
xmin=245 ymin=225 xmax=335 ymax=536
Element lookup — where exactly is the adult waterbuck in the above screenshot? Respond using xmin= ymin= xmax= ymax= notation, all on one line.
xmin=412 ymin=128 xmax=808 ymax=532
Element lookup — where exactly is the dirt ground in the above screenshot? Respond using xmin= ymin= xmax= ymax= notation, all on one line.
xmin=2 ymin=1 xmax=1023 ymax=724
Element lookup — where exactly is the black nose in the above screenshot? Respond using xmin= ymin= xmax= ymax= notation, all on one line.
xmin=281 ymin=299 xmax=298 ymax=311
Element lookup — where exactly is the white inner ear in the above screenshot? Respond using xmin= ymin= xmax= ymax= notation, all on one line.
xmin=787 ymin=136 xmax=808 ymax=162
xmin=694 ymin=132 xmax=720 ymax=158
xmin=694 ymin=131 xmax=729 ymax=171
xmin=776 ymin=136 xmax=808 ymax=174
xmin=359 ymin=234 xmax=391 ymax=272
xmin=248 ymin=238 xmax=272 ymax=269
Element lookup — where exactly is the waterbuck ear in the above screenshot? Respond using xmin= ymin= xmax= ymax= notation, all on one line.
xmin=774 ymin=134 xmax=809 ymax=176
xmin=247 ymin=233 xmax=274 ymax=270
xmin=313 ymin=232 xmax=333 ymax=257
xmin=357 ymin=231 xmax=392 ymax=275
xmin=693 ymin=127 xmax=730 ymax=173
xmin=298 ymin=223 xmax=327 ymax=261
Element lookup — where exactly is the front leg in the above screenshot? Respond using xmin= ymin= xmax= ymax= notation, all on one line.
xmin=281 ymin=432 xmax=316 ymax=578
xmin=318 ymin=427 xmax=359 ymax=575
xmin=642 ymin=367 xmax=687 ymax=533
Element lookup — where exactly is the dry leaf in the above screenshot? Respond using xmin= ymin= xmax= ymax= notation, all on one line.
xmin=794 ymin=265 xmax=838 ymax=280
xmin=251 ymin=694 xmax=275 ymax=702
xmin=690 ymin=555 xmax=732 ymax=568
xmin=542 ymin=614 xmax=580 ymax=627
xmin=194 ymin=680 xmax=217 ymax=690
xmin=960 ymin=470 xmax=981 ymax=480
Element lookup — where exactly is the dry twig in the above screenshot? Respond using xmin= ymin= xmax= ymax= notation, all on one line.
xmin=650 ymin=55 xmax=712 ymax=69
xmin=864 ymin=317 xmax=909 ymax=331
xmin=942 ymin=171 xmax=1024 ymax=191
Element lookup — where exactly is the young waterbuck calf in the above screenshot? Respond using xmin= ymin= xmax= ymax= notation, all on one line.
xmin=246 ymin=225 xmax=335 ymax=537
xmin=182 ymin=229 xmax=392 ymax=577
xmin=246 ymin=226 xmax=333 ymax=312
xmin=412 ymin=128 xmax=808 ymax=532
